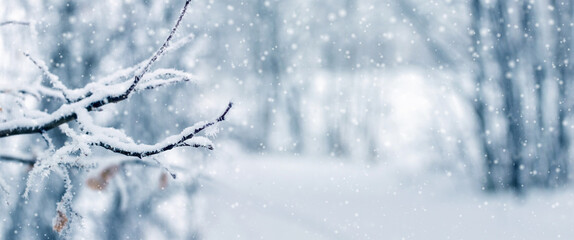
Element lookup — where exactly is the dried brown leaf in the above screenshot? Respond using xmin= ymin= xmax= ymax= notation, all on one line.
xmin=86 ymin=164 xmax=120 ymax=191
xmin=101 ymin=165 xmax=119 ymax=181
xmin=53 ymin=210 xmax=68 ymax=233
xmin=159 ymin=172 xmax=168 ymax=190
xmin=86 ymin=177 xmax=106 ymax=190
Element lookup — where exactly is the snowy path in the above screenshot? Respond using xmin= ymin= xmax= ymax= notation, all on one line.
xmin=200 ymin=157 xmax=574 ymax=239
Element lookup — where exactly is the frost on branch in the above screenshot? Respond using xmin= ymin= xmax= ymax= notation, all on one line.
xmin=0 ymin=0 xmax=232 ymax=236
xmin=53 ymin=210 xmax=68 ymax=233
xmin=52 ymin=168 xmax=79 ymax=236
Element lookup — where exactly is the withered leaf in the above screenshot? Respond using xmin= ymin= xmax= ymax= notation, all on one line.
xmin=159 ymin=172 xmax=169 ymax=190
xmin=86 ymin=165 xmax=120 ymax=191
xmin=53 ymin=210 xmax=68 ymax=233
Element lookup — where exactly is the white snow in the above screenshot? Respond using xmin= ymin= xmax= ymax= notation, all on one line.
xmin=199 ymin=155 xmax=574 ymax=240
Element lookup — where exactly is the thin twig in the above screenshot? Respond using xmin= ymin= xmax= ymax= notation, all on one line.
xmin=23 ymin=52 xmax=71 ymax=102
xmin=0 ymin=89 xmax=39 ymax=100
xmin=41 ymin=130 xmax=56 ymax=152
xmin=95 ymin=102 xmax=232 ymax=158
xmin=0 ymin=21 xmax=30 ymax=27
xmin=124 ymin=0 xmax=192 ymax=99
xmin=0 ymin=154 xmax=36 ymax=165
xmin=150 ymin=157 xmax=177 ymax=179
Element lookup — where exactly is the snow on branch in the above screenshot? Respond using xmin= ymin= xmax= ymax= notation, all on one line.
xmin=0 ymin=1 xmax=229 ymax=236
xmin=0 ymin=0 xmax=198 ymax=138
xmin=93 ymin=102 xmax=232 ymax=158
xmin=0 ymin=84 xmax=65 ymax=101
xmin=0 ymin=0 xmax=232 ymax=165
xmin=135 ymin=68 xmax=196 ymax=91
xmin=95 ymin=33 xmax=198 ymax=88
xmin=23 ymin=52 xmax=72 ymax=102
xmin=124 ymin=0 xmax=192 ymax=99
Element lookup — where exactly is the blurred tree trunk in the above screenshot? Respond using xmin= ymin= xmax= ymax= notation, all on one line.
xmin=470 ymin=0 xmax=497 ymax=191
xmin=253 ymin=0 xmax=304 ymax=153
xmin=487 ymin=0 xmax=524 ymax=192
xmin=549 ymin=0 xmax=572 ymax=187
xmin=396 ymin=0 xmax=454 ymax=68
xmin=253 ymin=0 xmax=281 ymax=149
xmin=520 ymin=0 xmax=549 ymax=186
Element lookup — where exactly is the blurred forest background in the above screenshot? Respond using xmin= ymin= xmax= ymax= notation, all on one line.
xmin=2 ymin=0 xmax=574 ymax=239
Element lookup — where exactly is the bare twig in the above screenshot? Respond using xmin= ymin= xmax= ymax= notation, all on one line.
xmin=0 ymin=154 xmax=36 ymax=165
xmin=0 ymin=21 xmax=30 ymax=27
xmin=150 ymin=157 xmax=177 ymax=179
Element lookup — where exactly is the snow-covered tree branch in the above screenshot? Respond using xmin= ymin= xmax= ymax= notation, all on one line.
xmin=0 ymin=0 xmax=232 ymax=159
xmin=0 ymin=0 xmax=232 ymax=235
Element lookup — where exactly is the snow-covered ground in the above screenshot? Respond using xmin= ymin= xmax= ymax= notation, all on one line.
xmin=199 ymin=156 xmax=574 ymax=240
